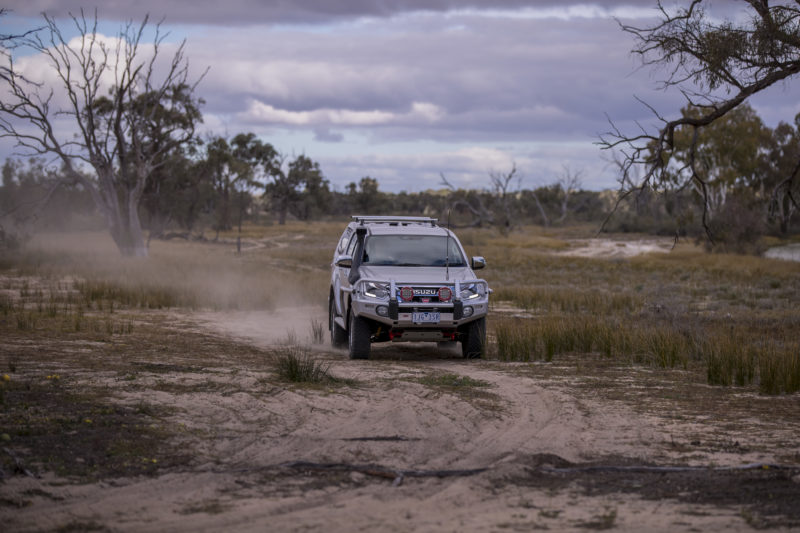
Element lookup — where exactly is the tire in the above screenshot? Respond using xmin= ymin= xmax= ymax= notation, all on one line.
xmin=348 ymin=312 xmax=371 ymax=360
xmin=461 ymin=317 xmax=486 ymax=359
xmin=329 ymin=296 xmax=347 ymax=348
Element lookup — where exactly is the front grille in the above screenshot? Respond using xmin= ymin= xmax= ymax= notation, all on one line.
xmin=403 ymin=287 xmax=447 ymax=303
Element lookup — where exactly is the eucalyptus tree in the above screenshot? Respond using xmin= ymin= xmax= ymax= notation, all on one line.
xmin=287 ymin=155 xmax=331 ymax=221
xmin=599 ymin=0 xmax=800 ymax=239
xmin=764 ymin=113 xmax=800 ymax=233
xmin=0 ymin=11 xmax=205 ymax=256
xmin=669 ymin=103 xmax=770 ymax=216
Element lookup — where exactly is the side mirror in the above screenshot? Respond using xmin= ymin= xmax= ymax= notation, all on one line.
xmin=471 ymin=256 xmax=486 ymax=270
xmin=335 ymin=255 xmax=353 ymax=268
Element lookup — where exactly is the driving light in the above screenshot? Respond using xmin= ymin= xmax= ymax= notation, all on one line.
xmin=399 ymin=286 xmax=414 ymax=302
xmin=438 ymin=287 xmax=452 ymax=302
xmin=463 ymin=306 xmax=474 ymax=317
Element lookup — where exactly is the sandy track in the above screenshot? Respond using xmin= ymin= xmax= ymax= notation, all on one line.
xmin=192 ymin=307 xmax=662 ymax=470
xmin=3 ymin=306 xmax=799 ymax=532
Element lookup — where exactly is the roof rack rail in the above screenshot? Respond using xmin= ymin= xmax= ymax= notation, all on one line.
xmin=352 ymin=215 xmax=438 ymax=227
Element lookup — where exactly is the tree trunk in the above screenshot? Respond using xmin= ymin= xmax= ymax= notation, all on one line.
xmin=278 ymin=203 xmax=288 ymax=225
xmin=110 ymin=223 xmax=148 ymax=257
xmin=530 ymin=190 xmax=549 ymax=227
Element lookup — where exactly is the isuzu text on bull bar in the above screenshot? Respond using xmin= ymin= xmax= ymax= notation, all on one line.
xmin=328 ymin=216 xmax=490 ymax=359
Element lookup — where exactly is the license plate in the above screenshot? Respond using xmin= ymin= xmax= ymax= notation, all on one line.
xmin=412 ymin=311 xmax=440 ymax=323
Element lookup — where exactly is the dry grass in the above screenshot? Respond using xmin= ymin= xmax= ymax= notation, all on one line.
xmin=272 ymin=344 xmax=334 ymax=384
xmin=467 ymin=226 xmax=800 ymax=394
xmin=3 ymin=230 xmax=330 ymax=311
xmin=2 ymin=223 xmax=799 ymax=394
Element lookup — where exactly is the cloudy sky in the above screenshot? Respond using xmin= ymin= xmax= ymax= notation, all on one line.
xmin=2 ymin=1 xmax=798 ymax=192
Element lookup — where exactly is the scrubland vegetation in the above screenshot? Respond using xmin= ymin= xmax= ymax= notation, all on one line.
xmin=1 ymin=221 xmax=798 ymax=395
xmin=478 ymin=229 xmax=800 ymax=394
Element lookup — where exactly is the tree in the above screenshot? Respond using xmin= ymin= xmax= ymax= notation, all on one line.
xmin=0 ymin=157 xmax=97 ymax=242
xmin=555 ymin=166 xmax=584 ymax=225
xmin=488 ymin=163 xmax=521 ymax=234
xmin=140 ymin=150 xmax=210 ymax=239
xmin=347 ymin=176 xmax=383 ymax=215
xmin=230 ymin=133 xmax=276 ymax=231
xmin=764 ymin=113 xmax=800 ymax=233
xmin=670 ymin=103 xmax=770 ymax=216
xmin=216 ymin=134 xmax=329 ymax=226
xmin=199 ymin=136 xmax=252 ymax=236
xmin=288 ymin=155 xmax=331 ymax=220
xmin=599 ymin=0 xmax=800 ymax=239
xmin=0 ymin=11 xmax=204 ymax=256
xmin=440 ymin=163 xmax=522 ymax=233
xmin=263 ymin=153 xmax=299 ymax=225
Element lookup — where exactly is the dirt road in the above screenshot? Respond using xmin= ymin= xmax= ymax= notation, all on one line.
xmin=3 ymin=306 xmax=800 ymax=532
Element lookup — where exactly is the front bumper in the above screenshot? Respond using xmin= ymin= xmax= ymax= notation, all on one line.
xmin=350 ymin=278 xmax=490 ymax=329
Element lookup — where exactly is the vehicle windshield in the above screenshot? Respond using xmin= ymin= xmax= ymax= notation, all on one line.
xmin=362 ymin=235 xmax=466 ymax=267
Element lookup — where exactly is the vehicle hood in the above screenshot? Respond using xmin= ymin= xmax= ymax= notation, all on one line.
xmin=357 ymin=265 xmax=478 ymax=284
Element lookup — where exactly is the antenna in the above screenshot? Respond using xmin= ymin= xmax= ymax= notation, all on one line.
xmin=445 ymin=209 xmax=451 ymax=281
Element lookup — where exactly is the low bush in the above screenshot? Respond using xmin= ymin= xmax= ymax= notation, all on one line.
xmin=272 ymin=345 xmax=333 ymax=384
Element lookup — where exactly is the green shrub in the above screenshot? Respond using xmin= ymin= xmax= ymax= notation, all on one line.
xmin=273 ymin=345 xmax=333 ymax=384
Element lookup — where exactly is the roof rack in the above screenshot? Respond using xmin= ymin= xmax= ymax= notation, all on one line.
xmin=352 ymin=216 xmax=438 ymax=227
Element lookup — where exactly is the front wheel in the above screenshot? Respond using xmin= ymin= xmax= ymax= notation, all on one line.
xmin=461 ymin=317 xmax=486 ymax=359
xmin=330 ymin=296 xmax=347 ymax=348
xmin=348 ymin=312 xmax=371 ymax=360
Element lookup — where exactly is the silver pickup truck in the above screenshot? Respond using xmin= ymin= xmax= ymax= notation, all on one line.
xmin=329 ymin=216 xmax=490 ymax=360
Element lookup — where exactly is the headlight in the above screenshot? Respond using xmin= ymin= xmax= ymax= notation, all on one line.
xmin=460 ymin=283 xmax=483 ymax=300
xmin=364 ymin=282 xmax=389 ymax=299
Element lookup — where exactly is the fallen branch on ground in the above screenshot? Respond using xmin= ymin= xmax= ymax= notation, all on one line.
xmin=2 ymin=447 xmax=37 ymax=478
xmin=541 ymin=463 xmax=797 ymax=474
xmin=280 ymin=460 xmax=487 ymax=487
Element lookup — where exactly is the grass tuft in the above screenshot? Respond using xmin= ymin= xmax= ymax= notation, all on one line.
xmin=272 ymin=345 xmax=334 ymax=384
xmin=757 ymin=341 xmax=800 ymax=395
xmin=310 ymin=318 xmax=325 ymax=345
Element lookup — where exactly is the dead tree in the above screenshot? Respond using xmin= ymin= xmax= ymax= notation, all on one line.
xmin=555 ymin=166 xmax=583 ymax=225
xmin=598 ymin=0 xmax=800 ymax=240
xmin=528 ymin=187 xmax=549 ymax=228
xmin=439 ymin=172 xmax=495 ymax=228
xmin=488 ymin=163 xmax=521 ymax=234
xmin=0 ymin=11 xmax=205 ymax=256
xmin=441 ymin=163 xmax=522 ymax=234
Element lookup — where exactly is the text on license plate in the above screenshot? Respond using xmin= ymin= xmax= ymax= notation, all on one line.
xmin=412 ymin=311 xmax=440 ymax=323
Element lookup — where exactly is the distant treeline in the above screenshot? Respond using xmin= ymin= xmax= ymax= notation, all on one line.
xmin=2 ymin=102 xmax=799 ymax=252
xmin=0 ymin=156 xmax=611 ymax=236
xmin=0 ymin=153 xmax=759 ymax=251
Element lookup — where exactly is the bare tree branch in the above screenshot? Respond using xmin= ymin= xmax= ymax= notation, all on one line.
xmin=0 ymin=11 xmax=205 ymax=256
xmin=598 ymin=0 xmax=800 ymax=241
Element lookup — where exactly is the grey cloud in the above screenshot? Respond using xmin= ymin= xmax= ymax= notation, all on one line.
xmin=198 ymin=13 xmax=684 ymax=144
xmin=5 ymin=1 xmax=647 ymax=25
xmin=4 ymin=0 xmax=793 ymax=193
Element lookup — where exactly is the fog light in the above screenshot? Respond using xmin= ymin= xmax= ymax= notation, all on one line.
xmin=399 ymin=286 xmax=414 ymax=302
xmin=463 ymin=306 xmax=474 ymax=318
xmin=438 ymin=286 xmax=452 ymax=302
xmin=376 ymin=305 xmax=389 ymax=317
